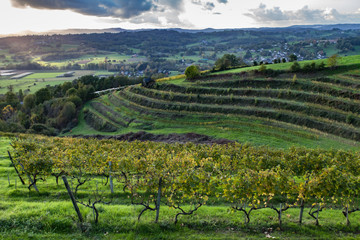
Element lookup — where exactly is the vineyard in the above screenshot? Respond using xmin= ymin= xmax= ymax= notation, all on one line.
xmin=2 ymin=134 xmax=360 ymax=237
xmin=71 ymin=60 xmax=360 ymax=149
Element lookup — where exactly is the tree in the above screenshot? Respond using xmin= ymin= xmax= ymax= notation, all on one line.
xmin=18 ymin=89 xmax=24 ymax=102
xmin=35 ymin=88 xmax=51 ymax=104
xmin=2 ymin=105 xmax=14 ymax=121
xmin=215 ymin=54 xmax=243 ymax=70
xmin=289 ymin=54 xmax=298 ymax=62
xmin=327 ymin=54 xmax=340 ymax=69
xmin=290 ymin=61 xmax=301 ymax=72
xmin=57 ymin=102 xmax=76 ymax=128
xmin=23 ymin=94 xmax=36 ymax=111
xmin=185 ymin=65 xmax=200 ymax=80
xmin=5 ymin=91 xmax=19 ymax=107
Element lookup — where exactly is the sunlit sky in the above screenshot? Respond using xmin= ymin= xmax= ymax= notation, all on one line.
xmin=1 ymin=0 xmax=360 ymax=35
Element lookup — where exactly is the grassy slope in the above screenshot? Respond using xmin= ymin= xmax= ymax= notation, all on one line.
xmin=1 ymin=135 xmax=360 ymax=239
xmin=69 ymin=55 xmax=360 ymax=150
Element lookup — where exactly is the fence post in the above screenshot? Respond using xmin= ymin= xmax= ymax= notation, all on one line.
xmin=109 ymin=161 xmax=114 ymax=194
xmin=7 ymin=151 xmax=25 ymax=185
xmin=62 ymin=176 xmax=84 ymax=223
xmin=155 ymin=177 xmax=162 ymax=223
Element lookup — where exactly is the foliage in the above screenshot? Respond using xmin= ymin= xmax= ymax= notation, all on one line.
xmin=215 ymin=54 xmax=245 ymax=71
xmin=184 ymin=65 xmax=201 ymax=80
xmin=327 ymin=54 xmax=340 ymax=69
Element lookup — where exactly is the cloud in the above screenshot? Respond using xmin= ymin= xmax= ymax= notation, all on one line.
xmin=217 ymin=0 xmax=227 ymax=3
xmin=245 ymin=3 xmax=360 ymax=25
xmin=204 ymin=2 xmax=215 ymax=11
xmin=191 ymin=0 xmax=216 ymax=11
xmin=11 ymin=0 xmax=184 ymax=19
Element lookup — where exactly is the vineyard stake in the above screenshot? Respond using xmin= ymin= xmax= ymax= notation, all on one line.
xmin=316 ymin=205 xmax=320 ymax=225
xmin=244 ymin=205 xmax=247 ymax=224
xmin=299 ymin=199 xmax=304 ymax=224
xmin=62 ymin=176 xmax=84 ymax=223
xmin=7 ymin=151 xmax=25 ymax=185
xmin=155 ymin=177 xmax=162 ymax=223
xmin=109 ymin=161 xmax=114 ymax=194
xmin=279 ymin=203 xmax=282 ymax=226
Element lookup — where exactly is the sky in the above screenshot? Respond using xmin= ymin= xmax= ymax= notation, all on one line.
xmin=1 ymin=0 xmax=360 ymax=35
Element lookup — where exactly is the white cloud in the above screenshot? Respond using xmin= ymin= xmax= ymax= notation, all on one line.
xmin=245 ymin=3 xmax=360 ymax=25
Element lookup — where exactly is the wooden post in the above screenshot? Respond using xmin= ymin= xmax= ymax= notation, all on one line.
xmin=7 ymin=151 xmax=25 ymax=185
xmin=279 ymin=203 xmax=282 ymax=226
xmin=109 ymin=161 xmax=114 ymax=194
xmin=316 ymin=205 xmax=320 ymax=225
xmin=299 ymin=199 xmax=304 ymax=224
xmin=244 ymin=205 xmax=247 ymax=224
xmin=62 ymin=176 xmax=84 ymax=223
xmin=155 ymin=177 xmax=162 ymax=223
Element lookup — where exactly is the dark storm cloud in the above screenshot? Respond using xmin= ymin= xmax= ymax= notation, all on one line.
xmin=11 ymin=0 xmax=183 ymax=18
xmin=245 ymin=3 xmax=360 ymax=24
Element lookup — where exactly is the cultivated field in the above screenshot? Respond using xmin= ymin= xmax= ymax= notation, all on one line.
xmin=0 ymin=70 xmax=112 ymax=95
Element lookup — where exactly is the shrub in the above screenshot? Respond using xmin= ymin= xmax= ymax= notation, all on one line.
xmin=185 ymin=65 xmax=201 ymax=80
xmin=290 ymin=61 xmax=301 ymax=72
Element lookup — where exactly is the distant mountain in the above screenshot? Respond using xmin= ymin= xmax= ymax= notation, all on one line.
xmin=2 ymin=23 xmax=360 ymax=37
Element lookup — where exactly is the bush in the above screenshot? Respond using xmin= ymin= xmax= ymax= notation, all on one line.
xmin=290 ymin=61 xmax=301 ymax=72
xmin=185 ymin=65 xmax=201 ymax=80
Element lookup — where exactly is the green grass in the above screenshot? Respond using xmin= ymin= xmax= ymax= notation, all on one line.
xmin=35 ymin=53 xmax=146 ymax=67
xmin=23 ymin=72 xmax=66 ymax=79
xmin=0 ymin=70 xmax=107 ymax=94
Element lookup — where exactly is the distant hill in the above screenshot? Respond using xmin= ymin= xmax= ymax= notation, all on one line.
xmin=3 ymin=24 xmax=360 ymax=37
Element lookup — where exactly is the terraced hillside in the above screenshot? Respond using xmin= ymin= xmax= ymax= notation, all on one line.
xmin=70 ymin=66 xmax=360 ymax=149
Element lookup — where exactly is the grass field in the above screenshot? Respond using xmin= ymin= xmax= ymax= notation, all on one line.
xmin=35 ymin=52 xmax=147 ymax=68
xmin=0 ymin=70 xmax=106 ymax=94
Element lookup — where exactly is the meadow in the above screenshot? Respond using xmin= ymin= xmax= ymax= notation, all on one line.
xmin=0 ymin=70 xmax=107 ymax=95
